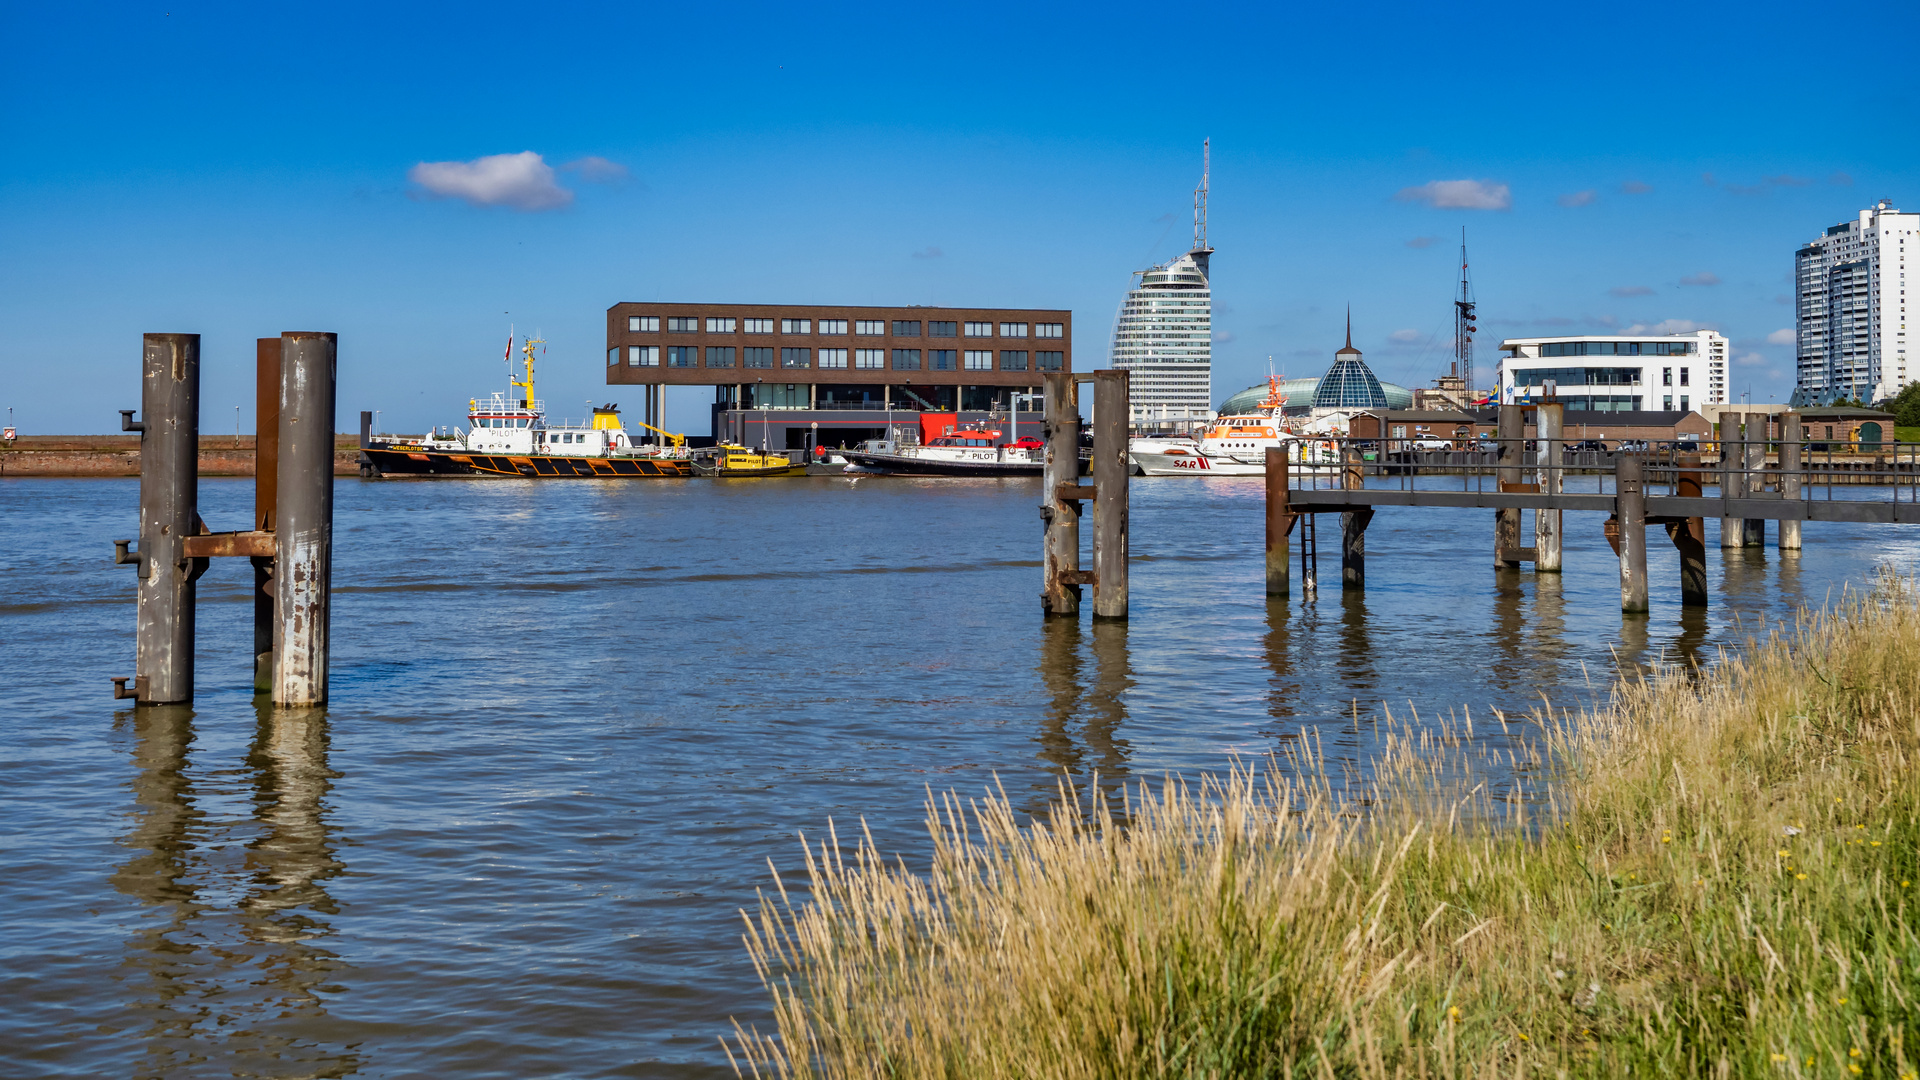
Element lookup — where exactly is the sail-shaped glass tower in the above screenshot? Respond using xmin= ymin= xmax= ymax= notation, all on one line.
xmin=1112 ymin=143 xmax=1215 ymax=427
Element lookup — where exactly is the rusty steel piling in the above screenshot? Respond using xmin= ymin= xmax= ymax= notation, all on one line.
xmin=273 ymin=332 xmax=337 ymax=705
xmin=1494 ymin=404 xmax=1523 ymax=568
xmin=1617 ymin=453 xmax=1648 ymax=613
xmin=1039 ymin=372 xmax=1083 ymax=617
xmin=1090 ymin=370 xmax=1129 ymax=620
xmin=254 ymin=338 xmax=282 ymax=691
xmin=1534 ymin=401 xmax=1564 ymax=572
xmin=121 ymin=333 xmax=203 ymax=704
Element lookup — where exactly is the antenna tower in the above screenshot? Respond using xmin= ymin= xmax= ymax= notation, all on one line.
xmin=1190 ymin=139 xmax=1213 ymax=275
xmin=1453 ymin=228 xmax=1477 ymax=399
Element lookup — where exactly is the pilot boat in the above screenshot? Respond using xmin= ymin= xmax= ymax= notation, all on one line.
xmin=360 ymin=336 xmax=693 ymax=478
xmin=692 ymin=444 xmax=808 ymax=477
xmin=840 ymin=425 xmax=1045 ymax=476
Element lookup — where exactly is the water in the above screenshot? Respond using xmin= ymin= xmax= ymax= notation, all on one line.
xmin=4 ymin=474 xmax=1918 ymax=1077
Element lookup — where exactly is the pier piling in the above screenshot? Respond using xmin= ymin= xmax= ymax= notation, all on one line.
xmin=1265 ymin=447 xmax=1291 ymax=597
xmin=1494 ymin=404 xmax=1523 ymax=567
xmin=273 ymin=332 xmax=337 ymax=706
xmin=1617 ymin=453 xmax=1649 ymax=613
xmin=1039 ymin=372 xmax=1082 ymax=617
xmin=1667 ymin=454 xmax=1709 ymax=607
xmin=1780 ymin=412 xmax=1803 ymax=551
xmin=1721 ymin=414 xmax=1750 ymax=549
xmin=1534 ymin=401 xmax=1564 ymax=572
xmin=254 ymin=339 xmax=281 ymax=692
xmin=1743 ymin=414 xmax=1766 ymax=546
xmin=1340 ymin=445 xmax=1370 ymax=590
xmin=1090 ymin=370 xmax=1129 ymax=620
xmin=126 ymin=333 xmax=203 ymax=704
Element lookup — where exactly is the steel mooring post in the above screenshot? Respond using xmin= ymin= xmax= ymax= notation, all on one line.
xmin=253 ymin=338 xmax=282 ymax=692
xmin=1340 ymin=444 xmax=1369 ymax=590
xmin=1264 ymin=447 xmax=1291 ymax=598
xmin=119 ymin=333 xmax=203 ymax=705
xmin=1494 ymin=404 xmax=1523 ymax=567
xmin=1039 ymin=372 xmax=1082 ymax=617
xmin=1617 ymin=452 xmax=1649 ymax=614
xmin=1534 ymin=401 xmax=1564 ymax=572
xmin=1090 ymin=370 xmax=1129 ymax=620
xmin=274 ymin=332 xmax=337 ymax=706
xmin=1779 ymin=412 xmax=1803 ymax=552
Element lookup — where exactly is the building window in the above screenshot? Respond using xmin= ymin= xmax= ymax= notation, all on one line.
xmin=706 ymin=346 xmax=735 ymax=368
xmin=818 ymin=319 xmax=847 ymax=335
xmin=1663 ymin=395 xmax=1673 ymax=410
xmin=1663 ymin=367 xmax=1672 ymax=386
xmin=855 ymin=320 xmax=885 ymax=336
xmin=781 ymin=318 xmax=812 ymax=334
xmin=743 ymin=318 xmax=774 ymax=334
xmin=668 ymin=346 xmax=697 ymax=367
xmin=1000 ymin=322 xmax=1029 ymax=338
xmin=892 ymin=348 xmax=921 ymax=370
xmin=1680 ymin=369 xmax=1689 ymax=386
xmin=964 ymin=349 xmax=993 ymax=370
xmin=667 ymin=317 xmax=698 ymax=333
xmin=855 ymin=349 xmax=885 ymax=369
xmin=1680 ymin=395 xmax=1689 ymax=411
xmin=928 ymin=321 xmax=957 ymax=337
xmin=607 ymin=347 xmax=619 ymax=366
xmin=929 ymin=349 xmax=956 ymax=371
xmin=1036 ymin=351 xmax=1064 ymax=371
xmin=781 ymin=348 xmax=810 ymax=368
xmin=629 ymin=316 xmax=659 ymax=333
xmin=1036 ymin=322 xmax=1064 ymax=339
xmin=818 ymin=348 xmax=848 ymax=369
xmin=629 ymin=345 xmax=659 ymax=367
xmin=743 ymin=347 xmax=775 ymax=368
xmin=964 ymin=321 xmax=993 ymax=337
xmin=1001 ymin=350 xmax=1029 ymax=371
xmin=892 ymin=320 xmax=921 ymax=337
xmin=706 ymin=317 xmax=737 ymax=334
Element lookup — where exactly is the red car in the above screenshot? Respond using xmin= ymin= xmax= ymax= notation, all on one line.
xmin=1009 ymin=436 xmax=1046 ymax=450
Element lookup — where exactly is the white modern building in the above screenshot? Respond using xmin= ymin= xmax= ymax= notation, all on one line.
xmin=1495 ymin=331 xmax=1729 ymax=412
xmin=1111 ymin=250 xmax=1213 ymax=424
xmin=1792 ymin=199 xmax=1918 ymax=406
xmin=1112 ymin=142 xmax=1214 ymax=427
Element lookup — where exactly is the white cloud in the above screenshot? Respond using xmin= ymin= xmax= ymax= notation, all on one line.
xmin=1394 ymin=179 xmax=1511 ymax=211
xmin=1679 ymin=272 xmax=1721 ymax=287
xmin=1388 ymin=329 xmax=1423 ymax=343
xmin=1212 ymin=329 xmax=1236 ymax=343
xmin=408 ymin=151 xmax=572 ymax=210
xmin=1621 ymin=319 xmax=1712 ymax=335
xmin=1734 ymin=351 xmax=1769 ymax=368
xmin=1619 ymin=180 xmax=1652 ymax=195
xmin=1766 ymin=328 xmax=1796 ymax=345
xmin=565 ymin=155 xmax=629 ymax=183
xmin=1558 ymin=189 xmax=1598 ymax=208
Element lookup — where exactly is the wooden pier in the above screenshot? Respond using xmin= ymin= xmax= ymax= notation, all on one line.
xmin=1267 ymin=405 xmax=1920 ymax=614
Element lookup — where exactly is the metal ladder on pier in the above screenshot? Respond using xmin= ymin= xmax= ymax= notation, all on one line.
xmin=1300 ymin=512 xmax=1319 ymax=596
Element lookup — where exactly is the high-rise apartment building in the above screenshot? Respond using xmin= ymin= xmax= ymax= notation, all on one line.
xmin=1496 ymin=331 xmax=1728 ymax=412
xmin=1112 ymin=143 xmax=1214 ymax=426
xmin=1792 ymin=199 xmax=1917 ymax=406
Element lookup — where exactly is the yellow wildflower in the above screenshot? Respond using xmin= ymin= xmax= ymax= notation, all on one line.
xmin=1852 ymin=1048 xmax=1862 ymax=1057
xmin=1798 ymin=873 xmax=1808 ymax=880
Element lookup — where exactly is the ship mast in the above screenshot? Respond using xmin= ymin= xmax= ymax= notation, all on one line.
xmin=1452 ymin=229 xmax=1477 ymax=400
xmin=514 ymin=335 xmax=544 ymax=409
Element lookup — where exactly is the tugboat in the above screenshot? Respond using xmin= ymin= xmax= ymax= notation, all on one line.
xmin=361 ymin=336 xmax=693 ymax=478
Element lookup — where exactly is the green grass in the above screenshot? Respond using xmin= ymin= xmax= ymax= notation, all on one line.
xmin=733 ymin=582 xmax=1920 ymax=1078
xmin=1895 ymin=427 xmax=1920 ymax=444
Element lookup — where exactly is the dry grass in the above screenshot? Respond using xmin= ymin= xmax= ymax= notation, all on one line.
xmin=731 ymin=582 xmax=1920 ymax=1078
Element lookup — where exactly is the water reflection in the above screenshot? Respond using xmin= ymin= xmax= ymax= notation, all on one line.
xmin=1262 ymin=598 xmax=1301 ymax=735
xmin=1033 ymin=618 xmax=1133 ymax=818
xmin=112 ymin=703 xmax=357 ymax=1078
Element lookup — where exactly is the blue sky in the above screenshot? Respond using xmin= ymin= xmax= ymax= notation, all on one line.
xmin=3 ymin=0 xmax=1914 ymax=435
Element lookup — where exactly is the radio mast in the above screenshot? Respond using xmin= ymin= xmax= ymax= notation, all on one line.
xmin=1453 ymin=228 xmax=1477 ymax=399
xmin=1190 ymin=138 xmax=1212 ymax=276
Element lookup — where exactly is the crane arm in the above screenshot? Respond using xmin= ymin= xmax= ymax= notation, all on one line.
xmin=632 ymin=419 xmax=687 ymax=447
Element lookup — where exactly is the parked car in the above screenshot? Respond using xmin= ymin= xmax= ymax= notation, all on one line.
xmin=1472 ymin=438 xmax=1499 ymax=452
xmin=1009 ymin=436 xmax=1045 ymax=450
xmin=1410 ymin=437 xmax=1454 ymax=451
xmin=1616 ymin=439 xmax=1650 ymax=452
xmin=1570 ymin=439 xmax=1609 ymax=452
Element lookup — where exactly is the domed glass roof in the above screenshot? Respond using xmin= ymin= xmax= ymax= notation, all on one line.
xmin=1311 ymin=356 xmax=1388 ymax=409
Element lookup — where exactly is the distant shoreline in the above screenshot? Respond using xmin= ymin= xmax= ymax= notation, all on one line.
xmin=0 ymin=435 xmax=362 ymax=477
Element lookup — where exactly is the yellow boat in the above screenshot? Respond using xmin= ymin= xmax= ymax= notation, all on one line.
xmin=692 ymin=444 xmax=808 ymax=478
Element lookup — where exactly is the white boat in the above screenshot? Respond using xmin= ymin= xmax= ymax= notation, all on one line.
xmin=840 ymin=426 xmax=1046 ymax=476
xmin=1131 ymin=377 xmax=1342 ymax=476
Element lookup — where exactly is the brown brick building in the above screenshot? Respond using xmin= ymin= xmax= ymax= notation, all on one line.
xmin=604 ymin=302 xmax=1072 ymax=448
